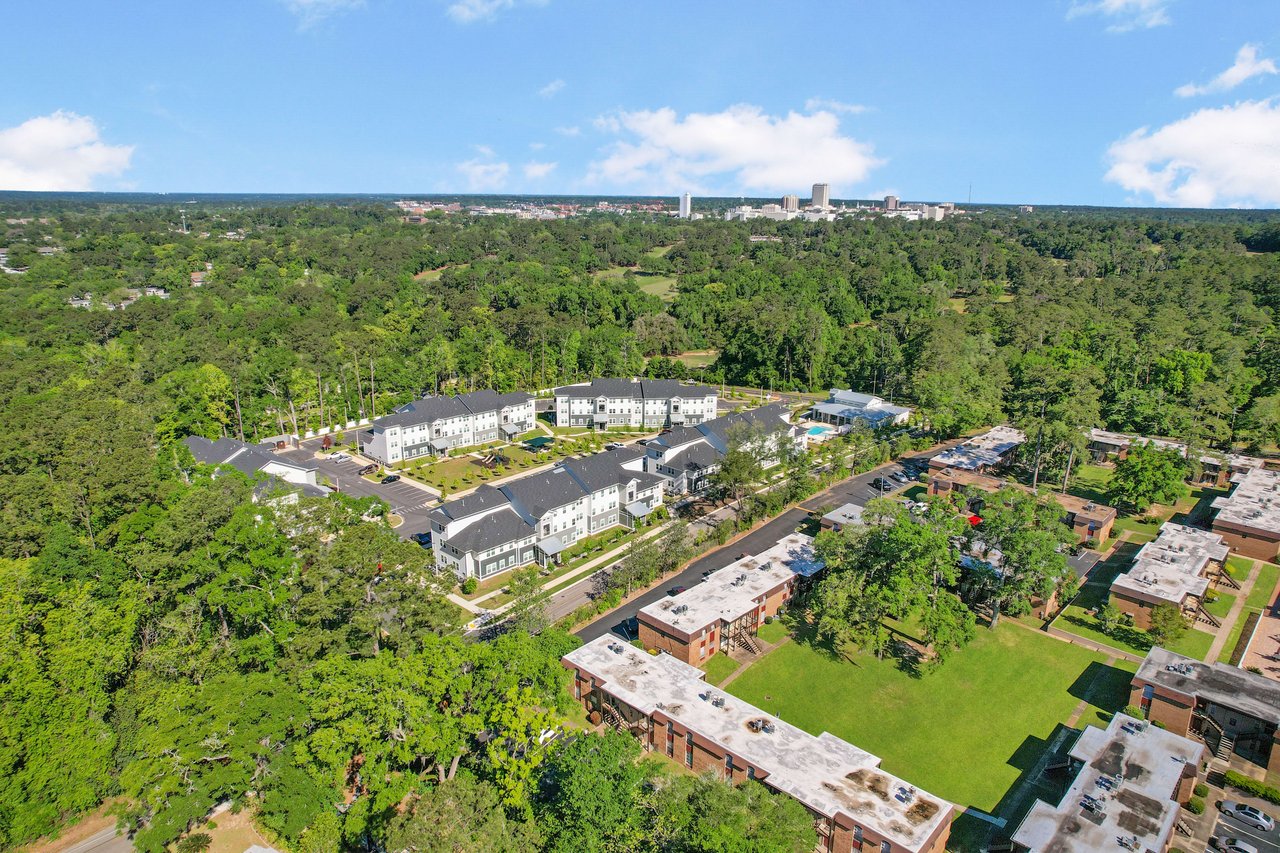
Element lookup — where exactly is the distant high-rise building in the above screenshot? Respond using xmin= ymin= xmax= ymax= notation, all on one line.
xmin=884 ymin=195 xmax=899 ymax=210
xmin=781 ymin=194 xmax=799 ymax=212
xmin=678 ymin=193 xmax=692 ymax=219
xmin=811 ymin=183 xmax=830 ymax=210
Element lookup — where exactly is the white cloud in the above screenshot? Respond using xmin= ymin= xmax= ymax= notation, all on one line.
xmin=529 ymin=141 xmax=546 ymax=150
xmin=586 ymin=104 xmax=883 ymax=196
xmin=283 ymin=0 xmax=364 ymax=28
xmin=1105 ymin=99 xmax=1280 ymax=207
xmin=1175 ymin=44 xmax=1277 ymax=97
xmin=804 ymin=97 xmax=868 ymax=115
xmin=446 ymin=0 xmax=546 ymax=24
xmin=456 ymin=156 xmax=509 ymax=191
xmin=0 ymin=111 xmax=133 ymax=191
xmin=538 ymin=79 xmax=565 ymax=98
xmin=554 ymin=125 xmax=581 ymax=137
xmin=1067 ymin=0 xmax=1171 ymax=32
xmin=523 ymin=161 xmax=557 ymax=179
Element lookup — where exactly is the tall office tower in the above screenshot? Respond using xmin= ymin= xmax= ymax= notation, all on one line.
xmin=884 ymin=195 xmax=899 ymax=210
xmin=678 ymin=193 xmax=692 ymax=219
xmin=811 ymin=183 xmax=830 ymax=209
xmin=781 ymin=194 xmax=799 ymax=212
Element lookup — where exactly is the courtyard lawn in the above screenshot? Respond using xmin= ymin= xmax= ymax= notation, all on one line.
xmin=756 ymin=619 xmax=789 ymax=645
xmin=1204 ymin=589 xmax=1237 ymax=620
xmin=700 ymin=653 xmax=740 ymax=686
xmin=1063 ymin=464 xmax=1112 ymax=506
xmin=1227 ymin=555 xmax=1253 ymax=580
xmin=725 ymin=623 xmax=1128 ymax=813
xmin=1218 ymin=616 xmax=1251 ymax=663
xmin=1245 ymin=561 xmax=1279 ymax=611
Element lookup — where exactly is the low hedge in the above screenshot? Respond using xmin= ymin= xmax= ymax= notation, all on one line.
xmin=1185 ymin=796 xmax=1205 ymax=815
xmin=1224 ymin=770 xmax=1280 ymax=805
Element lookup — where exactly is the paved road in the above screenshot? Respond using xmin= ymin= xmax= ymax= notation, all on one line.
xmin=1212 ymin=810 xmax=1280 ymax=853
xmin=55 ymin=828 xmax=132 ymax=853
xmin=571 ymin=443 xmax=953 ymax=643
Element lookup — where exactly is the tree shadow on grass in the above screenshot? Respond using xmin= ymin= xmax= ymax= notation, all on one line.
xmin=787 ymin=618 xmax=928 ymax=678
xmin=1059 ymin=613 xmax=1153 ymax=654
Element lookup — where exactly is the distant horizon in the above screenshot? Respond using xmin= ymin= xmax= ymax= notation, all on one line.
xmin=1 ymin=189 xmax=1278 ymax=215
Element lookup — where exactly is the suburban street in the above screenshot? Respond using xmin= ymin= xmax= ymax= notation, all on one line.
xmin=1211 ymin=809 xmax=1280 ymax=853
xmin=569 ymin=441 xmax=957 ymax=642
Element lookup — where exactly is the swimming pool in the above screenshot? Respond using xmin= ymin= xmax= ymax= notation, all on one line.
xmin=806 ymin=425 xmax=834 ymax=437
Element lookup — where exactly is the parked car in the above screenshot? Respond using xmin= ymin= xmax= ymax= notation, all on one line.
xmin=667 ymin=585 xmax=686 ymax=596
xmin=636 ymin=439 xmax=649 ymax=446
xmin=410 ymin=532 xmax=432 ymax=547
xmin=329 ymin=452 xmax=350 ymax=462
xmin=358 ymin=463 xmax=378 ymax=475
xmin=1210 ymin=838 xmax=1259 ymax=853
xmin=1220 ymin=802 xmax=1275 ymax=832
xmin=380 ymin=473 xmax=401 ymax=484
xmin=605 ymin=442 xmax=625 ymax=450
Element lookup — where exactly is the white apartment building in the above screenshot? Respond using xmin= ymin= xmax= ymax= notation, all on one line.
xmin=359 ymin=390 xmax=535 ymax=465
xmin=429 ymin=447 xmax=664 ymax=579
xmin=553 ymin=379 xmax=717 ymax=430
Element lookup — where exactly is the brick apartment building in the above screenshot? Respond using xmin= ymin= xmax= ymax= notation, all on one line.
xmin=926 ymin=467 xmax=1116 ymax=544
xmin=637 ymin=534 xmax=822 ymax=664
xmin=1087 ymin=428 xmax=1270 ymax=488
xmin=1108 ymin=522 xmax=1232 ymax=630
xmin=1010 ymin=711 xmax=1203 ymax=853
xmin=563 ymin=636 xmax=953 ymax=853
xmin=1131 ymin=647 xmax=1280 ymax=775
xmin=1211 ymin=467 xmax=1280 ymax=561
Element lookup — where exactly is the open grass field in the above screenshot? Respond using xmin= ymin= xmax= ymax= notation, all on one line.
xmin=592 ymin=265 xmax=678 ymax=301
xmin=673 ymin=349 xmax=718 ymax=369
xmin=725 ymin=623 xmax=1130 ymax=814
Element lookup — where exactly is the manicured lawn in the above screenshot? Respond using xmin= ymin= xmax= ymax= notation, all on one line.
xmin=1218 ymin=617 xmax=1250 ymax=663
xmin=1074 ymin=658 xmax=1139 ymax=732
xmin=700 ymin=653 xmax=740 ymax=686
xmin=902 ymin=484 xmax=928 ymax=502
xmin=1246 ymin=561 xmax=1279 ymax=611
xmin=1204 ymin=589 xmax=1237 ymax=619
xmin=1055 ymin=602 xmax=1215 ymax=660
xmin=673 ymin=349 xmax=718 ymax=369
xmin=636 ymin=273 xmax=677 ymax=300
xmin=725 ymin=623 xmax=1126 ymax=813
xmin=1063 ymin=464 xmax=1112 ymax=506
xmin=756 ymin=619 xmax=789 ymax=645
xmin=1227 ymin=555 xmax=1253 ymax=579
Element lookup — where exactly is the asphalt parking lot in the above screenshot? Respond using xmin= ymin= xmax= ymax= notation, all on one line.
xmin=276 ymin=448 xmax=440 ymax=537
xmin=1211 ymin=808 xmax=1280 ymax=853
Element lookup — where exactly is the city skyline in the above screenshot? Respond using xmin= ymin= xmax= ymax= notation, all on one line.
xmin=1 ymin=2 xmax=1279 ymax=207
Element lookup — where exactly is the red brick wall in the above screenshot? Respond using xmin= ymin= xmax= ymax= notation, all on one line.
xmin=638 ymin=621 xmax=699 ymax=664
xmin=1131 ymin=679 xmax=1195 ymax=736
xmin=1212 ymin=522 xmax=1280 ymax=561
xmin=1111 ymin=589 xmax=1156 ymax=629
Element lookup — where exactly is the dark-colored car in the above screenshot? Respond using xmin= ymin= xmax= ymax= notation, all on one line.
xmin=380 ymin=473 xmax=401 ymax=484
xmin=358 ymin=463 xmax=378 ymax=475
xmin=410 ymin=532 xmax=432 ymax=547
xmin=667 ymin=585 xmax=686 ymax=596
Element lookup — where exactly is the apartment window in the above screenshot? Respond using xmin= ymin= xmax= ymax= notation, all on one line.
xmin=574 ymin=680 xmax=581 ymax=700
xmin=880 ymin=843 xmax=891 ymax=853
xmin=685 ymin=732 xmax=694 ymax=767
xmin=666 ymin=721 xmax=674 ymax=758
xmin=746 ymin=765 xmax=755 ymax=780
xmin=724 ymin=753 xmax=733 ymax=780
xmin=853 ymin=827 xmax=862 ymax=843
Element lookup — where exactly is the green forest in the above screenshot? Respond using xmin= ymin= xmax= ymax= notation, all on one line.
xmin=1 ymin=198 xmax=1279 ymax=852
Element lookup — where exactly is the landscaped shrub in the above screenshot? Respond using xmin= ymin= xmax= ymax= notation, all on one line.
xmin=1185 ymin=796 xmax=1205 ymax=815
xmin=1193 ymin=783 xmax=1208 ymax=798
xmin=1224 ymin=770 xmax=1280 ymax=804
xmin=1122 ymin=705 xmax=1144 ymax=719
xmin=461 ymin=577 xmax=478 ymax=595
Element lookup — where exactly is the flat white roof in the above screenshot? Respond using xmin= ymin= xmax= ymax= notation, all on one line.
xmin=932 ymin=426 xmax=1026 ymax=470
xmin=564 ymin=636 xmax=951 ymax=850
xmin=1110 ymin=522 xmax=1227 ymax=606
xmin=1088 ymin=429 xmax=1265 ymax=471
xmin=639 ymin=533 xmax=822 ymax=634
xmin=822 ymin=503 xmax=866 ymax=527
xmin=1012 ymin=713 xmax=1203 ymax=853
xmin=1212 ymin=467 xmax=1280 ymax=536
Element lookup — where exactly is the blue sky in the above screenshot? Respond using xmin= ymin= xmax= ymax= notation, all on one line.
xmin=2 ymin=0 xmax=1280 ymax=206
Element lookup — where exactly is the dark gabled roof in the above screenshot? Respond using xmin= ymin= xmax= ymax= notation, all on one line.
xmin=649 ymin=425 xmax=705 ymax=451
xmin=371 ymin=389 xmax=532 ymax=431
xmin=446 ymin=507 xmax=536 ymax=553
xmin=253 ymin=476 xmax=328 ymax=501
xmin=562 ymin=447 xmax=658 ymax=492
xmin=664 ymin=441 xmax=723 ymax=472
xmin=183 ymin=435 xmax=316 ymax=477
xmin=502 ymin=467 xmax=589 ymax=519
xmin=553 ymin=378 xmax=716 ymax=400
xmin=429 ymin=485 xmax=510 ymax=524
xmin=700 ymin=403 xmax=790 ymax=443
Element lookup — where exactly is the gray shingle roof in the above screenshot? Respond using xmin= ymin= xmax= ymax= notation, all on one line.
xmin=564 ymin=448 xmax=663 ymax=491
xmin=183 ymin=435 xmax=317 ymax=477
xmin=664 ymin=441 xmax=722 ymax=472
xmin=370 ymin=389 xmax=532 ymax=431
xmin=446 ymin=507 xmax=535 ymax=553
xmin=701 ymin=403 xmax=790 ymax=443
xmin=428 ymin=485 xmax=510 ymax=524
xmin=553 ymin=378 xmax=716 ymax=400
xmin=501 ymin=468 xmax=588 ymax=519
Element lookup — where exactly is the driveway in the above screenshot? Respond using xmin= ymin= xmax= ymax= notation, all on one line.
xmin=570 ymin=442 xmax=954 ymax=643
xmin=1211 ymin=809 xmax=1280 ymax=853
xmin=275 ymin=449 xmax=440 ymax=539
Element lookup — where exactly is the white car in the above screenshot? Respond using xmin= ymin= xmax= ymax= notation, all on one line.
xmin=1211 ymin=838 xmax=1258 ymax=853
xmin=1220 ymin=801 xmax=1275 ymax=832
xmin=329 ymin=452 xmax=351 ymax=463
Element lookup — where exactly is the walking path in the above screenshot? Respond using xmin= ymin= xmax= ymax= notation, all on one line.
xmin=1205 ymin=558 xmax=1264 ymax=662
